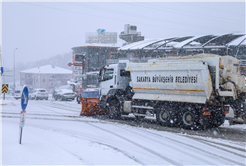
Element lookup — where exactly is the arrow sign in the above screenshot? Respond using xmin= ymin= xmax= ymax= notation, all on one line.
xmin=21 ymin=86 xmax=29 ymax=111
xmin=2 ymin=84 xmax=8 ymax=93
xmin=1 ymin=67 xmax=3 ymax=75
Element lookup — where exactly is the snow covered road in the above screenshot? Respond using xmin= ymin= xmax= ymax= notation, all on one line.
xmin=1 ymin=95 xmax=246 ymax=165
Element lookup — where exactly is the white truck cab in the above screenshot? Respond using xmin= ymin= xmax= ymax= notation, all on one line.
xmin=99 ymin=61 xmax=131 ymax=96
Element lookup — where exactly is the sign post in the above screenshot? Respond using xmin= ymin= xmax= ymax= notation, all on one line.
xmin=19 ymin=86 xmax=28 ymax=144
xmin=2 ymin=84 xmax=8 ymax=100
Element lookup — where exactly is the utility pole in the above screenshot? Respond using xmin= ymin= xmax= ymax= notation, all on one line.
xmin=14 ymin=48 xmax=18 ymax=90
xmin=0 ymin=45 xmax=2 ymax=97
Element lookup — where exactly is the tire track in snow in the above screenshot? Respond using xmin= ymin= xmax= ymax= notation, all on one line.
xmin=24 ymin=122 xmax=144 ymax=165
xmin=141 ymin=128 xmax=246 ymax=157
xmin=11 ymin=101 xmax=144 ymax=165
xmin=33 ymin=102 xmax=79 ymax=113
xmin=123 ymin=126 xmax=245 ymax=165
xmin=84 ymin=123 xmax=182 ymax=166
xmin=3 ymin=99 xmax=245 ymax=165
xmin=89 ymin=141 xmax=145 ymax=165
xmin=1 ymin=115 xmax=106 ymax=124
xmin=184 ymin=136 xmax=246 ymax=156
xmin=117 ymin=126 xmax=220 ymax=165
xmin=6 ymin=111 xmax=244 ymax=159
xmin=1 ymin=112 xmax=79 ymax=118
xmin=115 ymin=125 xmax=216 ymax=165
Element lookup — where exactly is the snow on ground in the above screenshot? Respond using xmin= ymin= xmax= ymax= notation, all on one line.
xmin=221 ymin=119 xmax=246 ymax=130
xmin=1 ymin=94 xmax=246 ymax=165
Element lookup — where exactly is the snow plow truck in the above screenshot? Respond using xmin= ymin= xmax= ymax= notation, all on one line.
xmin=98 ymin=54 xmax=246 ymax=129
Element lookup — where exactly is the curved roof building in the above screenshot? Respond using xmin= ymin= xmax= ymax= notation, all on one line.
xmin=118 ymin=33 xmax=245 ymax=53
xmin=116 ymin=33 xmax=246 ymax=75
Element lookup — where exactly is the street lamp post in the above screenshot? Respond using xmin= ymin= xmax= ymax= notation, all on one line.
xmin=14 ymin=48 xmax=18 ymax=90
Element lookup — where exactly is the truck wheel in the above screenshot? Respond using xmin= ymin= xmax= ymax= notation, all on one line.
xmin=156 ymin=108 xmax=171 ymax=126
xmin=209 ymin=111 xmax=225 ymax=128
xmin=181 ymin=110 xmax=200 ymax=129
xmin=108 ymin=100 xmax=120 ymax=119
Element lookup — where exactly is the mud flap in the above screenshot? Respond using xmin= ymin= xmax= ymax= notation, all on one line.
xmin=199 ymin=114 xmax=210 ymax=128
xmin=229 ymin=93 xmax=246 ymax=125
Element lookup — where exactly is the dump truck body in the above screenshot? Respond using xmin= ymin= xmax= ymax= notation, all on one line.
xmin=99 ymin=54 xmax=246 ymax=128
xmin=126 ymin=58 xmax=213 ymax=104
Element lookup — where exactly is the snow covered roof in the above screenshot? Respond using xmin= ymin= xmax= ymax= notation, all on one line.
xmin=227 ymin=35 xmax=246 ymax=46
xmin=118 ymin=33 xmax=246 ymax=51
xmin=119 ymin=39 xmax=160 ymax=50
xmin=72 ymin=44 xmax=119 ymax=49
xmin=20 ymin=65 xmax=72 ymax=74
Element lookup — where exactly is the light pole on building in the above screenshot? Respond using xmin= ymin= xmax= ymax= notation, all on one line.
xmin=14 ymin=48 xmax=18 ymax=90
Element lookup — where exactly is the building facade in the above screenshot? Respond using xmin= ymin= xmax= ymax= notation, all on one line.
xmin=70 ymin=45 xmax=119 ymax=91
xmin=20 ymin=65 xmax=72 ymax=92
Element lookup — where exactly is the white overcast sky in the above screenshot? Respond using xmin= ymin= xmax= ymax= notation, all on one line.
xmin=1 ymin=0 xmax=245 ymax=68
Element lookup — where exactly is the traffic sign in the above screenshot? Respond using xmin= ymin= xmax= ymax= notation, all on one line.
xmin=2 ymin=84 xmax=8 ymax=93
xmin=68 ymin=62 xmax=73 ymax=66
xmin=73 ymin=62 xmax=83 ymax=66
xmin=21 ymin=86 xmax=29 ymax=111
xmin=1 ymin=67 xmax=3 ymax=75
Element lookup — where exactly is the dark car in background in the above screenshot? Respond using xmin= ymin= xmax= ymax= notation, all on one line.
xmin=54 ymin=89 xmax=75 ymax=101
xmin=29 ymin=88 xmax=48 ymax=100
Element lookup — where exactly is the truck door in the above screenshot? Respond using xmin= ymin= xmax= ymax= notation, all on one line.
xmin=100 ymin=67 xmax=115 ymax=96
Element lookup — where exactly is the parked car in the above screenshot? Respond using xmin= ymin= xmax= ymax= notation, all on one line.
xmin=54 ymin=89 xmax=75 ymax=101
xmin=30 ymin=88 xmax=48 ymax=100
xmin=14 ymin=89 xmax=22 ymax=100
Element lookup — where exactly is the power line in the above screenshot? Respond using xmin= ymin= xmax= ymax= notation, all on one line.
xmin=60 ymin=2 xmax=231 ymax=32
xmin=169 ymin=0 xmax=244 ymax=16
xmin=117 ymin=1 xmax=245 ymax=26
xmin=16 ymin=1 xmax=214 ymax=34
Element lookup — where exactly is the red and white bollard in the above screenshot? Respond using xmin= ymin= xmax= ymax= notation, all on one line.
xmin=19 ymin=110 xmax=26 ymax=144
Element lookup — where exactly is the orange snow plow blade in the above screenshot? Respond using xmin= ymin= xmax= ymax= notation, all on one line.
xmin=78 ymin=91 xmax=106 ymax=115
xmin=79 ymin=97 xmax=100 ymax=115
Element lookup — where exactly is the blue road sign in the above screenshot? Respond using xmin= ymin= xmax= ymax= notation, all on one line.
xmin=21 ymin=86 xmax=29 ymax=111
xmin=1 ymin=67 xmax=3 ymax=75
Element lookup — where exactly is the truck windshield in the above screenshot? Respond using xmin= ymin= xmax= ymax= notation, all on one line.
xmin=103 ymin=69 xmax=114 ymax=81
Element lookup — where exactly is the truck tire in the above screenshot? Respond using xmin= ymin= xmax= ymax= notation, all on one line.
xmin=209 ymin=110 xmax=225 ymax=128
xmin=108 ymin=100 xmax=120 ymax=119
xmin=181 ymin=109 xmax=200 ymax=130
xmin=156 ymin=108 xmax=171 ymax=126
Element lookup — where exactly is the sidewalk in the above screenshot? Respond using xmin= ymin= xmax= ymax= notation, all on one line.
xmin=1 ymin=93 xmax=15 ymax=106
